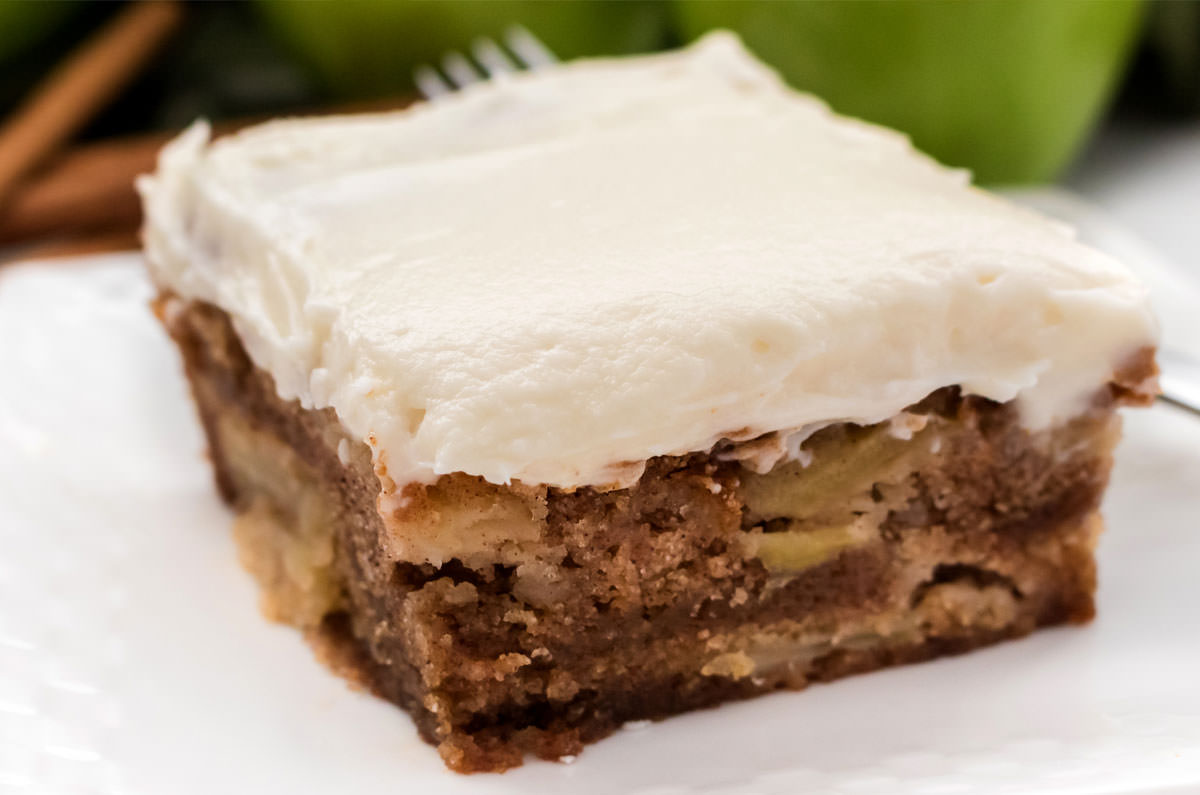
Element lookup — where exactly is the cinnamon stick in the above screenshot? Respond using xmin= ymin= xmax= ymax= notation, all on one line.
xmin=0 ymin=123 xmax=247 ymax=246
xmin=0 ymin=130 xmax=169 ymax=243
xmin=8 ymin=228 xmax=142 ymax=262
xmin=0 ymin=1 xmax=182 ymax=208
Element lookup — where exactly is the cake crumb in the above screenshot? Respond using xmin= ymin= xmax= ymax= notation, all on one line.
xmin=888 ymin=412 xmax=929 ymax=441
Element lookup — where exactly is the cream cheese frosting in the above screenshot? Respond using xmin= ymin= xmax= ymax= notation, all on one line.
xmin=139 ymin=32 xmax=1157 ymax=490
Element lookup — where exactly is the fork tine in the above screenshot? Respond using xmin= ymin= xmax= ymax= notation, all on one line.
xmin=442 ymin=51 xmax=484 ymax=89
xmin=472 ymin=37 xmax=518 ymax=77
xmin=415 ymin=28 xmax=557 ymax=100
xmin=413 ymin=63 xmax=452 ymax=100
xmin=504 ymin=25 xmax=558 ymax=68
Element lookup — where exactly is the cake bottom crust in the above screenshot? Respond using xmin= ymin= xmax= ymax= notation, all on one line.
xmin=161 ymin=297 xmax=1142 ymax=773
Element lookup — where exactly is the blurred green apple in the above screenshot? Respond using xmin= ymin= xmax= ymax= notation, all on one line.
xmin=674 ymin=0 xmax=1145 ymax=184
xmin=256 ymin=0 xmax=670 ymax=99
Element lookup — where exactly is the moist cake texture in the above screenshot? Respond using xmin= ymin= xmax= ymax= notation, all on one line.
xmin=139 ymin=33 xmax=1159 ymax=772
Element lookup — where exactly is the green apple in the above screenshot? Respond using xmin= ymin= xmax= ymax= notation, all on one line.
xmin=673 ymin=0 xmax=1145 ymax=184
xmin=256 ymin=0 xmax=670 ymax=99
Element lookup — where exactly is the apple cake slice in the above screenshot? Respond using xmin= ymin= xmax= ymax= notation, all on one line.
xmin=139 ymin=33 xmax=1158 ymax=772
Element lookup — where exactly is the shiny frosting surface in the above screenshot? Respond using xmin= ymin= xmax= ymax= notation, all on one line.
xmin=139 ymin=33 xmax=1157 ymax=488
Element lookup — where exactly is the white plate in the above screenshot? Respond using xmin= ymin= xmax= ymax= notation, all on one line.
xmin=2 ymin=197 xmax=1199 ymax=794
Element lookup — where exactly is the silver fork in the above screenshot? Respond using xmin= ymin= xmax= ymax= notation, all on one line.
xmin=414 ymin=26 xmax=558 ymax=100
xmin=1160 ymin=349 xmax=1200 ymax=418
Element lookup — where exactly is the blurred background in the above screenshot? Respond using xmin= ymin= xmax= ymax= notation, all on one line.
xmin=1 ymin=0 xmax=1198 ymax=266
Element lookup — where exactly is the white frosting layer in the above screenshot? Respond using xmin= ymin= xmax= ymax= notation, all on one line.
xmin=139 ymin=32 xmax=1157 ymax=489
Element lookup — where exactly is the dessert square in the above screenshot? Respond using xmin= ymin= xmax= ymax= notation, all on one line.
xmin=140 ymin=33 xmax=1158 ymax=772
